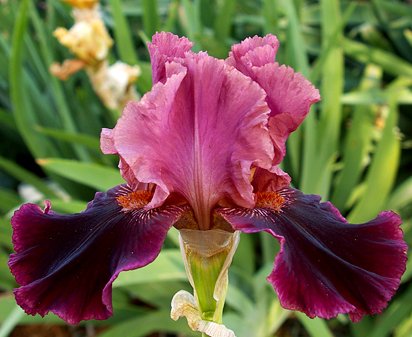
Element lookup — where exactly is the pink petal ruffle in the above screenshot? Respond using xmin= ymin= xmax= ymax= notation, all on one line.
xmin=227 ymin=35 xmax=320 ymax=165
xmin=102 ymin=45 xmax=274 ymax=229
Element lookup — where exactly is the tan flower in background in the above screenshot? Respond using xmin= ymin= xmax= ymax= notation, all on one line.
xmin=54 ymin=18 xmax=112 ymax=65
xmin=88 ymin=61 xmax=141 ymax=110
xmin=51 ymin=0 xmax=140 ymax=110
xmin=63 ymin=0 xmax=98 ymax=9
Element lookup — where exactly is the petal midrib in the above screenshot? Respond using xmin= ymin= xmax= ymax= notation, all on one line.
xmin=192 ymin=85 xmax=210 ymax=230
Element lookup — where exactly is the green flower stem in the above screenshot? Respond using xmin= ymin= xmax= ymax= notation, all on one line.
xmin=179 ymin=229 xmax=240 ymax=328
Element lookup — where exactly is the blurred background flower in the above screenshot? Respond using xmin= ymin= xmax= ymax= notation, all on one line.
xmin=0 ymin=0 xmax=411 ymax=337
xmin=51 ymin=0 xmax=140 ymax=110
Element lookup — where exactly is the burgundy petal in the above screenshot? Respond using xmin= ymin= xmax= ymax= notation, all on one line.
xmin=9 ymin=185 xmax=187 ymax=324
xmin=218 ymin=188 xmax=407 ymax=321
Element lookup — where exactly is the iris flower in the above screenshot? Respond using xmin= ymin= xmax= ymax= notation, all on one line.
xmin=9 ymin=33 xmax=407 ymax=329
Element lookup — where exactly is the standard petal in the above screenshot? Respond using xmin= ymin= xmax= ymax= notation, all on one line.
xmin=9 ymin=185 xmax=187 ymax=324
xmin=148 ymin=32 xmax=193 ymax=84
xmin=252 ymin=64 xmax=320 ymax=164
xmin=227 ymin=35 xmax=320 ymax=165
xmin=251 ymin=166 xmax=291 ymax=193
xmin=218 ymin=188 xmax=407 ymax=321
xmin=107 ymin=53 xmax=274 ymax=229
xmin=226 ymin=35 xmax=279 ymax=76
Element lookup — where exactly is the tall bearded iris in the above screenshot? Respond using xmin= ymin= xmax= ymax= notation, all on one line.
xmin=9 ymin=33 xmax=407 ymax=333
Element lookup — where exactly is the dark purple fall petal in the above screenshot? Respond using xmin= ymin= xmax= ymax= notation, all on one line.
xmin=218 ymin=188 xmax=407 ymax=321
xmin=9 ymin=185 xmax=186 ymax=324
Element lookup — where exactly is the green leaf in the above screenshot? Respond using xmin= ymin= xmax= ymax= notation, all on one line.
xmin=142 ymin=0 xmax=159 ymax=38
xmin=214 ymin=0 xmax=235 ymax=43
xmin=349 ymin=89 xmax=401 ymax=222
xmin=108 ymin=0 xmax=139 ymax=65
xmin=36 ymin=126 xmax=100 ymax=150
xmin=47 ymin=198 xmax=87 ymax=213
xmin=344 ymin=39 xmax=412 ymax=78
xmin=0 ymin=189 xmax=21 ymax=213
xmin=38 ymin=158 xmax=123 ymax=191
xmin=98 ymin=311 xmax=198 ymax=337
xmin=296 ymin=313 xmax=335 ymax=337
xmin=29 ymin=4 xmax=90 ymax=161
xmin=0 ymin=109 xmax=16 ymax=131
xmin=114 ymin=250 xmax=186 ymax=287
xmin=281 ymin=0 xmax=310 ymax=180
xmin=9 ymin=0 xmax=54 ymax=159
xmin=368 ymin=285 xmax=412 ymax=337
xmin=387 ymin=176 xmax=412 ymax=211
xmin=0 ymin=216 xmax=12 ymax=249
xmin=180 ymin=0 xmax=202 ymax=47
xmin=332 ymin=65 xmax=382 ymax=210
xmin=0 ymin=156 xmax=57 ymax=197
xmin=0 ymin=305 xmax=25 ymax=337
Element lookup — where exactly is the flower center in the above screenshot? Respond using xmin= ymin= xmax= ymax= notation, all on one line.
xmin=116 ymin=190 xmax=153 ymax=210
xmin=255 ymin=191 xmax=285 ymax=211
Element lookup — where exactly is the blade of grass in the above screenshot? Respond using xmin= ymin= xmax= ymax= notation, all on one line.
xmin=348 ymin=87 xmax=401 ymax=222
xmin=309 ymin=2 xmax=357 ymax=83
xmin=0 ymin=109 xmax=16 ymax=130
xmin=262 ymin=0 xmax=279 ymax=34
xmin=114 ymin=250 xmax=185 ymax=287
xmin=180 ymin=0 xmax=202 ymax=47
xmin=142 ymin=0 xmax=159 ymax=38
xmin=98 ymin=310 xmax=198 ymax=337
xmin=29 ymin=4 xmax=90 ymax=161
xmin=331 ymin=65 xmax=382 ymax=210
xmin=0 ymin=188 xmax=21 ymax=213
xmin=38 ymin=158 xmax=123 ymax=190
xmin=387 ymin=176 xmax=412 ymax=210
xmin=108 ymin=0 xmax=139 ymax=65
xmin=0 ymin=156 xmax=57 ymax=197
xmin=302 ymin=0 xmax=343 ymax=197
xmin=214 ymin=0 xmax=236 ymax=43
xmin=344 ymin=38 xmax=412 ymax=78
xmin=162 ymin=0 xmax=179 ymax=32
xmin=368 ymin=285 xmax=412 ymax=337
xmin=281 ymin=0 xmax=310 ymax=180
xmin=296 ymin=313 xmax=335 ymax=337
xmin=36 ymin=126 xmax=100 ymax=150
xmin=10 ymin=0 xmax=55 ymax=158
xmin=0 ymin=305 xmax=25 ymax=337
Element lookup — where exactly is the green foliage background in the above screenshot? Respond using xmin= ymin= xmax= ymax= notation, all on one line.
xmin=0 ymin=0 xmax=411 ymax=336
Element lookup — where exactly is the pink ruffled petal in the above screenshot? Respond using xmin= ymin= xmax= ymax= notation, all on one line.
xmin=218 ymin=188 xmax=407 ymax=321
xmin=253 ymin=64 xmax=320 ymax=164
xmin=148 ymin=32 xmax=193 ymax=84
xmin=227 ymin=35 xmax=320 ymax=165
xmin=252 ymin=166 xmax=291 ymax=192
xmin=227 ymin=35 xmax=279 ymax=75
xmin=105 ymin=53 xmax=273 ymax=229
xmin=9 ymin=185 xmax=187 ymax=324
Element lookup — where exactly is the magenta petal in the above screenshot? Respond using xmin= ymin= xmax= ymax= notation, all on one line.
xmin=227 ymin=35 xmax=320 ymax=165
xmin=253 ymin=64 xmax=320 ymax=164
xmin=227 ymin=35 xmax=279 ymax=75
xmin=106 ymin=53 xmax=274 ymax=229
xmin=218 ymin=188 xmax=407 ymax=321
xmin=9 ymin=186 xmax=186 ymax=324
xmin=148 ymin=32 xmax=193 ymax=84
